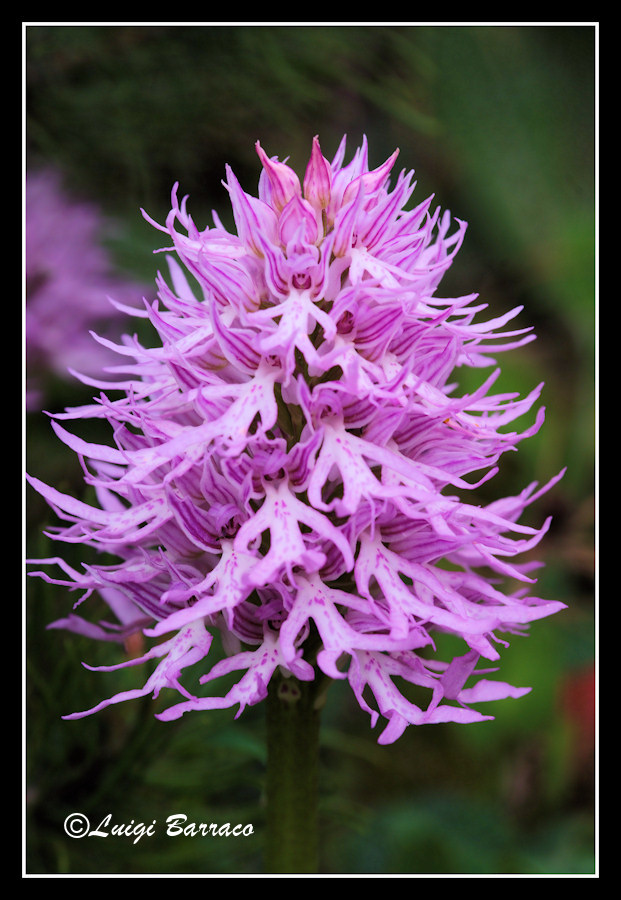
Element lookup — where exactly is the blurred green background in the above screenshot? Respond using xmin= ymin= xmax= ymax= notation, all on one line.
xmin=25 ymin=24 xmax=596 ymax=875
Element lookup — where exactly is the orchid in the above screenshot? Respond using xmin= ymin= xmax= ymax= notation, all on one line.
xmin=27 ymin=135 xmax=565 ymax=750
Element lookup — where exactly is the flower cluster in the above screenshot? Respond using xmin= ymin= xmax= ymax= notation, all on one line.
xmin=27 ymin=136 xmax=565 ymax=743
xmin=25 ymin=169 xmax=149 ymax=410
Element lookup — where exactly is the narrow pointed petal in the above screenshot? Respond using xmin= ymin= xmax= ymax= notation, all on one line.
xmin=303 ymin=135 xmax=332 ymax=213
xmin=255 ymin=141 xmax=302 ymax=212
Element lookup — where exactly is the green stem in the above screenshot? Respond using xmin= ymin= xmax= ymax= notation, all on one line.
xmin=264 ymin=673 xmax=322 ymax=874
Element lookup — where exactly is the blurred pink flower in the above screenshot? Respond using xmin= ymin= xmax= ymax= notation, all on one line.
xmin=25 ymin=169 xmax=149 ymax=408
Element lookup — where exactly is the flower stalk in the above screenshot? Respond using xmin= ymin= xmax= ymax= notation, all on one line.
xmin=264 ymin=672 xmax=321 ymax=874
